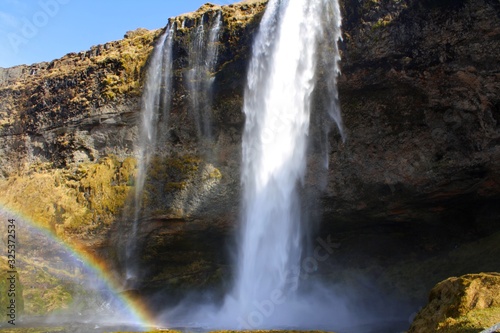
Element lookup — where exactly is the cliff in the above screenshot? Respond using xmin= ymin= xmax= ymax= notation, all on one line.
xmin=0 ymin=0 xmax=499 ymax=327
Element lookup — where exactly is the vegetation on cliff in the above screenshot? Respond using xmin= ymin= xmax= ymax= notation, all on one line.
xmin=409 ymin=273 xmax=500 ymax=333
xmin=0 ymin=258 xmax=24 ymax=318
xmin=0 ymin=156 xmax=136 ymax=237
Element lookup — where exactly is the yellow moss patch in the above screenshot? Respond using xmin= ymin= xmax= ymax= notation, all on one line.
xmin=0 ymin=155 xmax=137 ymax=237
xmin=437 ymin=307 xmax=500 ymax=332
xmin=148 ymin=155 xmax=201 ymax=184
xmin=165 ymin=181 xmax=188 ymax=191
xmin=0 ymin=172 xmax=86 ymax=232
xmin=0 ymin=258 xmax=24 ymax=318
xmin=409 ymin=273 xmax=500 ymax=333
xmin=207 ymin=167 xmax=222 ymax=180
xmin=172 ymin=1 xmax=268 ymax=32
xmin=140 ymin=155 xmax=202 ymax=213
xmin=97 ymin=28 xmax=160 ymax=99
xmin=0 ymin=328 xmax=65 ymax=333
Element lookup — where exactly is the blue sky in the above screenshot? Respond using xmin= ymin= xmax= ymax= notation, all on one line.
xmin=0 ymin=0 xmax=234 ymax=68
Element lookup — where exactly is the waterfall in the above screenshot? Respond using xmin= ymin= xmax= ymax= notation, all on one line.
xmin=187 ymin=11 xmax=223 ymax=139
xmin=124 ymin=12 xmax=223 ymax=284
xmin=207 ymin=11 xmax=222 ymax=78
xmin=161 ymin=1 xmax=355 ymax=329
xmin=126 ymin=23 xmax=175 ymax=284
xmin=320 ymin=0 xmax=345 ymax=167
xmin=223 ymin=0 xmax=346 ymax=328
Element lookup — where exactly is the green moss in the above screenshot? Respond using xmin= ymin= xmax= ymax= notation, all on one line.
xmin=363 ymin=0 xmax=380 ymax=11
xmin=409 ymin=272 xmax=500 ymax=333
xmin=138 ymin=154 xmax=204 ymax=213
xmin=70 ymin=155 xmax=136 ymax=231
xmin=103 ymin=74 xmax=120 ymax=86
xmin=0 ymin=328 xmax=65 ymax=333
xmin=208 ymin=167 xmax=222 ymax=180
xmin=372 ymin=18 xmax=391 ymax=29
xmin=165 ymin=182 xmax=187 ymax=191
xmin=119 ymin=157 xmax=138 ymax=186
xmin=24 ymin=284 xmax=72 ymax=315
xmin=148 ymin=155 xmax=201 ymax=184
xmin=104 ymin=90 xmax=116 ymax=100
xmin=0 ymin=259 xmax=24 ymax=321
xmin=20 ymin=262 xmax=74 ymax=315
xmin=436 ymin=306 xmax=500 ymax=332
xmin=165 ymin=155 xmax=201 ymax=173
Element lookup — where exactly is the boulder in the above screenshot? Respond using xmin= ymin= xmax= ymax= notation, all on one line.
xmin=409 ymin=273 xmax=500 ymax=333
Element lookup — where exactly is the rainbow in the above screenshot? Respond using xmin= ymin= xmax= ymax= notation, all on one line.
xmin=0 ymin=203 xmax=158 ymax=330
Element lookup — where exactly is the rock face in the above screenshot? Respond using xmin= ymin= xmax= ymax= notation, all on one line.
xmin=0 ymin=27 xmax=158 ymax=174
xmin=0 ymin=0 xmax=499 ymax=322
xmin=331 ymin=0 xmax=500 ymax=223
xmin=408 ymin=273 xmax=500 ymax=333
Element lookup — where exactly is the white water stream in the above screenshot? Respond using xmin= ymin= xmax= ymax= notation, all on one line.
xmin=236 ymin=0 xmax=344 ymax=305
xmin=202 ymin=0 xmax=348 ymax=328
xmin=126 ymin=23 xmax=175 ymax=284
xmin=187 ymin=11 xmax=223 ymax=138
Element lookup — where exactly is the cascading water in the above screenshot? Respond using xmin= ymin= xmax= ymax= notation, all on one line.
xmin=125 ymin=23 xmax=175 ymax=284
xmin=164 ymin=0 xmax=353 ymax=329
xmin=125 ymin=13 xmax=223 ymax=284
xmin=227 ymin=0 xmax=345 ymax=326
xmin=207 ymin=12 xmax=222 ymax=79
xmin=319 ymin=0 xmax=345 ymax=168
xmin=136 ymin=3 xmax=409 ymax=331
xmin=187 ymin=11 xmax=222 ymax=139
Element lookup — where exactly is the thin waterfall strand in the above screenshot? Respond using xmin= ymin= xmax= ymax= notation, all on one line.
xmin=126 ymin=24 xmax=175 ymax=283
xmin=207 ymin=11 xmax=222 ymax=80
xmin=321 ymin=0 xmax=345 ymax=169
xmin=187 ymin=12 xmax=222 ymax=138
xmin=187 ymin=18 xmax=205 ymax=137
